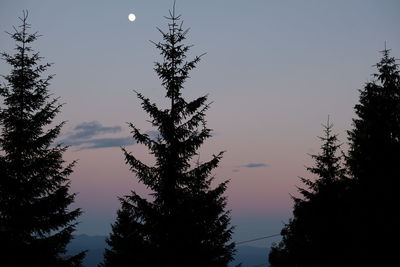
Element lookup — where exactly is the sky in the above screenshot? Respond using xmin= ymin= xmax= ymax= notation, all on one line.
xmin=1 ymin=0 xmax=399 ymax=248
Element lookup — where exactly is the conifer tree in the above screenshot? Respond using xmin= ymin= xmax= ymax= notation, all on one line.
xmin=346 ymin=47 xmax=400 ymax=265
xmin=0 ymin=12 xmax=84 ymax=267
xmin=269 ymin=119 xmax=348 ymax=267
xmin=102 ymin=5 xmax=234 ymax=267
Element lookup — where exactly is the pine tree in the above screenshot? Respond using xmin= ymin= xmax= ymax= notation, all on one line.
xmin=269 ymin=119 xmax=348 ymax=267
xmin=346 ymin=47 xmax=400 ymax=265
xmin=0 ymin=12 xmax=84 ymax=267
xmin=102 ymin=5 xmax=234 ymax=267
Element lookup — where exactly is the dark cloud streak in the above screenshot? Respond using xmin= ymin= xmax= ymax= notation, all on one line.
xmin=60 ymin=121 xmax=137 ymax=150
xmin=243 ymin=163 xmax=269 ymax=168
xmin=68 ymin=121 xmax=121 ymax=140
xmin=232 ymin=163 xmax=269 ymax=173
xmin=63 ymin=137 xmax=135 ymax=150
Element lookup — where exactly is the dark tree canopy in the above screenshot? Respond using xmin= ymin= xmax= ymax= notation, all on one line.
xmin=346 ymin=47 xmax=400 ymax=266
xmin=0 ymin=12 xmax=84 ymax=267
xmin=270 ymin=48 xmax=400 ymax=266
xmin=348 ymin=47 xmax=400 ymax=185
xmin=102 ymin=5 xmax=234 ymax=267
xmin=269 ymin=119 xmax=349 ymax=267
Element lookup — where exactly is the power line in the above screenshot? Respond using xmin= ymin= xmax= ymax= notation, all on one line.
xmin=236 ymin=233 xmax=281 ymax=245
xmin=234 ymin=234 xmax=280 ymax=267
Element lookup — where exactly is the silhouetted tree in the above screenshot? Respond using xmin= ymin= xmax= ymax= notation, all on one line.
xmin=346 ymin=47 xmax=400 ymax=266
xmin=269 ymin=119 xmax=348 ymax=267
xmin=102 ymin=5 xmax=234 ymax=267
xmin=0 ymin=12 xmax=84 ymax=267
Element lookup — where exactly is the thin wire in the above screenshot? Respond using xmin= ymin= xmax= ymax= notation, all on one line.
xmin=236 ymin=233 xmax=281 ymax=245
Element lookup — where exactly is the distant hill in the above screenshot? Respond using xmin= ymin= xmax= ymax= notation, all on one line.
xmin=67 ymin=235 xmax=106 ymax=267
xmin=68 ymin=235 xmax=270 ymax=267
xmin=230 ymin=246 xmax=269 ymax=267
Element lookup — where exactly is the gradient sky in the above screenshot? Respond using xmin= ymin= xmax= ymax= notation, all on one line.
xmin=1 ymin=0 xmax=399 ymax=247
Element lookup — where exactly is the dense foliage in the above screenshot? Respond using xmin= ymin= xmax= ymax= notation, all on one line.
xmin=102 ymin=6 xmax=234 ymax=267
xmin=270 ymin=48 xmax=400 ymax=266
xmin=269 ymin=120 xmax=348 ymax=267
xmin=346 ymin=47 xmax=400 ymax=266
xmin=0 ymin=12 xmax=84 ymax=267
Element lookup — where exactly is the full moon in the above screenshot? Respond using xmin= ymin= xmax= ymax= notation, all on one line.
xmin=128 ymin=13 xmax=136 ymax=22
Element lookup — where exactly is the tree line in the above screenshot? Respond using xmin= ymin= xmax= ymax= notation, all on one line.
xmin=269 ymin=43 xmax=400 ymax=267
xmin=1 ymin=7 xmax=399 ymax=267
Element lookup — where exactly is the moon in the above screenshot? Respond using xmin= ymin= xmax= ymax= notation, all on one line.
xmin=128 ymin=13 xmax=136 ymax=22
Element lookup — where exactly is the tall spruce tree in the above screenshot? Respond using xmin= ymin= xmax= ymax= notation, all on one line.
xmin=0 ymin=12 xmax=84 ymax=267
xmin=269 ymin=119 xmax=348 ymax=267
xmin=346 ymin=47 xmax=400 ymax=265
xmin=102 ymin=5 xmax=234 ymax=267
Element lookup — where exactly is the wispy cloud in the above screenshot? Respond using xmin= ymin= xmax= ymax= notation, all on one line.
xmin=242 ymin=163 xmax=269 ymax=168
xmin=233 ymin=163 xmax=269 ymax=172
xmin=63 ymin=137 xmax=135 ymax=150
xmin=146 ymin=130 xmax=161 ymax=141
xmin=67 ymin=121 xmax=121 ymax=140
xmin=60 ymin=121 xmax=135 ymax=150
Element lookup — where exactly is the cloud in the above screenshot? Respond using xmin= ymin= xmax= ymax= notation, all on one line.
xmin=146 ymin=130 xmax=161 ymax=141
xmin=60 ymin=121 xmax=135 ymax=150
xmin=64 ymin=137 xmax=135 ymax=150
xmin=242 ymin=163 xmax=269 ymax=168
xmin=232 ymin=163 xmax=269 ymax=172
xmin=68 ymin=121 xmax=121 ymax=140
xmin=60 ymin=121 xmax=163 ymax=150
